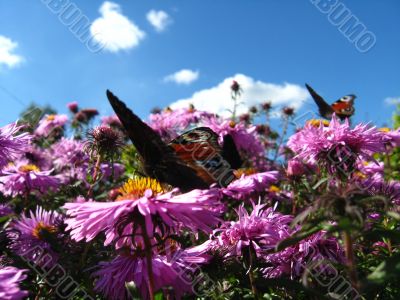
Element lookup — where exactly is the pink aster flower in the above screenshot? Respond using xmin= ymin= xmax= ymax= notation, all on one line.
xmin=0 ymin=123 xmax=31 ymax=170
xmin=35 ymin=114 xmax=68 ymax=136
xmin=0 ymin=266 xmax=28 ymax=300
xmin=379 ymin=127 xmax=400 ymax=147
xmin=262 ymin=230 xmax=344 ymax=279
xmin=148 ymin=107 xmax=216 ymax=141
xmin=67 ymin=101 xmax=79 ymax=113
xmin=222 ymin=171 xmax=278 ymax=200
xmin=17 ymin=145 xmax=52 ymax=171
xmin=287 ymin=115 xmax=386 ymax=175
xmin=0 ymin=204 xmax=13 ymax=217
xmin=93 ymin=254 xmax=192 ymax=300
xmin=8 ymin=207 xmax=63 ymax=268
xmin=51 ymin=138 xmax=87 ymax=168
xmin=101 ymin=114 xmax=123 ymax=128
xmin=0 ymin=163 xmax=59 ymax=196
xmin=286 ymin=158 xmax=307 ymax=178
xmin=204 ymin=118 xmax=265 ymax=162
xmin=63 ymin=179 xmax=222 ymax=249
xmin=212 ymin=203 xmax=293 ymax=258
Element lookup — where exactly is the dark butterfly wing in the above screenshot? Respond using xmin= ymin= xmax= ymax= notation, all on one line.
xmin=222 ymin=134 xmax=242 ymax=170
xmin=305 ymin=83 xmax=335 ymax=119
xmin=331 ymin=95 xmax=356 ymax=120
xmin=169 ymin=127 xmax=237 ymax=187
xmin=106 ymin=90 xmax=208 ymax=191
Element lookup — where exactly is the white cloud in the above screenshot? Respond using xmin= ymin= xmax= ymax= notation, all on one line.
xmin=164 ymin=69 xmax=199 ymax=85
xmin=90 ymin=1 xmax=145 ymax=52
xmin=0 ymin=35 xmax=23 ymax=68
xmin=146 ymin=10 xmax=171 ymax=32
xmin=384 ymin=97 xmax=400 ymax=106
xmin=169 ymin=74 xmax=309 ymax=117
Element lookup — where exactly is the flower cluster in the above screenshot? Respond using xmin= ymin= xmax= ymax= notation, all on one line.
xmin=1 ymin=99 xmax=399 ymax=300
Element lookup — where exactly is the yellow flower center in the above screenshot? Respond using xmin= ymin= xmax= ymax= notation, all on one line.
xmin=229 ymin=120 xmax=236 ymax=128
xmin=269 ymin=185 xmax=281 ymax=193
xmin=379 ymin=127 xmax=391 ymax=133
xmin=306 ymin=119 xmax=330 ymax=128
xmin=18 ymin=164 xmax=40 ymax=173
xmin=233 ymin=168 xmax=257 ymax=178
xmin=46 ymin=114 xmax=56 ymax=121
xmin=32 ymin=221 xmax=57 ymax=240
xmin=354 ymin=171 xmax=367 ymax=180
xmin=117 ymin=177 xmax=164 ymax=201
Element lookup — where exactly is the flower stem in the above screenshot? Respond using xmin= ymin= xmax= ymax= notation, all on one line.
xmin=141 ymin=217 xmax=155 ymax=300
xmin=248 ymin=245 xmax=259 ymax=299
xmin=87 ymin=154 xmax=102 ymax=198
xmin=273 ymin=116 xmax=289 ymax=162
xmin=343 ymin=231 xmax=359 ymax=291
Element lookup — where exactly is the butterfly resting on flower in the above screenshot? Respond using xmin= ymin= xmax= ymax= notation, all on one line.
xmin=106 ymin=90 xmax=242 ymax=191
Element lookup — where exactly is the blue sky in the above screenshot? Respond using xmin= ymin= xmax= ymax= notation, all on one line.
xmin=0 ymin=0 xmax=399 ymax=126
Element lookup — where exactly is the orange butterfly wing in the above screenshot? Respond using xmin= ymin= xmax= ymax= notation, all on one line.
xmin=169 ymin=127 xmax=236 ymax=187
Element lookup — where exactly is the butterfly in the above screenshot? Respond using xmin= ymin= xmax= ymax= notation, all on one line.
xmin=106 ymin=90 xmax=242 ymax=191
xmin=305 ymin=83 xmax=356 ymax=120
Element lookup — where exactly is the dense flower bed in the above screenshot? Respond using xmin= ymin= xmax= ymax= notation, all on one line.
xmin=1 ymin=95 xmax=400 ymax=300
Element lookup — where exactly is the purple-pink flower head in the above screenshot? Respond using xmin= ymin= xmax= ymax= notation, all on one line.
xmin=379 ymin=127 xmax=400 ymax=147
xmin=148 ymin=107 xmax=216 ymax=141
xmin=85 ymin=125 xmax=124 ymax=159
xmin=51 ymin=138 xmax=87 ymax=168
xmin=35 ymin=114 xmax=68 ymax=137
xmin=287 ymin=115 xmax=386 ymax=176
xmin=291 ymin=231 xmax=344 ymax=277
xmin=101 ymin=114 xmax=123 ymax=129
xmin=213 ymin=203 xmax=293 ymax=258
xmin=286 ymin=158 xmax=307 ymax=178
xmin=0 ymin=123 xmax=31 ymax=170
xmin=222 ymin=171 xmax=278 ymax=200
xmin=63 ymin=177 xmax=222 ymax=249
xmin=0 ymin=204 xmax=13 ymax=217
xmin=0 ymin=266 xmax=28 ymax=300
xmin=0 ymin=163 xmax=59 ymax=196
xmin=19 ymin=145 xmax=52 ymax=171
xmin=204 ymin=118 xmax=265 ymax=164
xmin=262 ymin=230 xmax=344 ymax=279
xmin=67 ymin=101 xmax=79 ymax=113
xmin=8 ymin=207 xmax=63 ymax=268
xmin=93 ymin=254 xmax=192 ymax=300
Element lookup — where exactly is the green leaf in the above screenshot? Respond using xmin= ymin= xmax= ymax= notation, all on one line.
xmin=0 ymin=215 xmax=11 ymax=224
xmin=365 ymin=253 xmax=400 ymax=286
xmin=125 ymin=281 xmax=141 ymax=300
xmin=312 ymin=177 xmax=328 ymax=190
xmin=387 ymin=211 xmax=400 ymax=221
xmin=154 ymin=291 xmax=164 ymax=300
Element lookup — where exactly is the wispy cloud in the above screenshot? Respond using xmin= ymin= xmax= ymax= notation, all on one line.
xmin=90 ymin=1 xmax=145 ymax=52
xmin=0 ymin=35 xmax=24 ymax=68
xmin=146 ymin=10 xmax=172 ymax=32
xmin=169 ymin=74 xmax=309 ymax=117
xmin=164 ymin=69 xmax=199 ymax=85
xmin=384 ymin=97 xmax=400 ymax=106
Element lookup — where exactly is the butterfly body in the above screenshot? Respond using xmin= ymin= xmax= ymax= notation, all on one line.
xmin=106 ymin=90 xmax=241 ymax=191
xmin=305 ymin=83 xmax=356 ymax=120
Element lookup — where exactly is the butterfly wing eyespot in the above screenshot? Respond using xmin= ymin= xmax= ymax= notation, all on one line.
xmin=305 ymin=84 xmax=356 ymax=120
xmin=331 ymin=94 xmax=356 ymax=119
